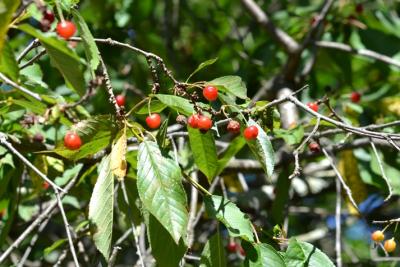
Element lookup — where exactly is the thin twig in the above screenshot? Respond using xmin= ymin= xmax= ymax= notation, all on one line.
xmin=370 ymin=141 xmax=393 ymax=201
xmin=17 ymin=39 xmax=40 ymax=63
xmin=119 ymin=180 xmax=145 ymax=267
xmin=0 ymin=72 xmax=42 ymax=101
xmin=321 ymin=148 xmax=359 ymax=212
xmin=289 ymin=117 xmax=321 ymax=179
xmin=187 ymin=172 xmax=199 ymax=248
xmin=335 ymin=176 xmax=342 ymax=267
xmin=99 ymin=57 xmax=123 ymax=118
xmin=19 ymin=49 xmax=46 ymax=69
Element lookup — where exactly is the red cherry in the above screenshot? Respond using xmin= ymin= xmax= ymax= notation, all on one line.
xmin=227 ymin=241 xmax=237 ymax=253
xmin=115 ymin=95 xmax=125 ymax=106
xmin=43 ymin=10 xmax=55 ymax=23
xmin=197 ymin=115 xmax=213 ymax=131
xmin=56 ymin=21 xmax=76 ymax=39
xmin=350 ymin=92 xmax=361 ymax=103
xmin=64 ymin=131 xmax=82 ymax=150
xmin=307 ymin=102 xmax=319 ymax=112
xmin=146 ymin=113 xmax=161 ymax=129
xmin=33 ymin=133 xmax=44 ymax=143
xmin=203 ymin=86 xmax=218 ymax=101
xmin=243 ymin=125 xmax=258 ymax=140
xmin=309 ymin=142 xmax=320 ymax=153
xmin=42 ymin=181 xmax=50 ymax=190
xmin=188 ymin=114 xmax=200 ymax=128
xmin=227 ymin=120 xmax=241 ymax=134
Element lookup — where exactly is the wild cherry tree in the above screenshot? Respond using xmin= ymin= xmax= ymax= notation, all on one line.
xmin=1 ymin=0 xmax=400 ymax=266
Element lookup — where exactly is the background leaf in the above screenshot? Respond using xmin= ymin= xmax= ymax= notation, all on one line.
xmin=155 ymin=94 xmax=194 ymax=116
xmin=200 ymin=232 xmax=226 ymax=267
xmin=208 ymin=76 xmax=248 ymax=99
xmin=285 ymin=238 xmax=335 ymax=267
xmin=0 ymin=0 xmax=19 ymax=54
xmin=186 ymin=57 xmax=218 ymax=82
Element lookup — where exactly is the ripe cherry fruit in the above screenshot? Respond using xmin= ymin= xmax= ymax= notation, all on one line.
xmin=43 ymin=10 xmax=55 ymax=23
xmin=309 ymin=142 xmax=320 ymax=153
xmin=42 ymin=181 xmax=50 ymax=190
xmin=203 ymin=86 xmax=218 ymax=101
xmin=188 ymin=114 xmax=200 ymax=128
xmin=239 ymin=246 xmax=246 ymax=256
xmin=56 ymin=21 xmax=77 ymax=39
xmin=227 ymin=120 xmax=241 ymax=134
xmin=350 ymin=92 xmax=361 ymax=103
xmin=197 ymin=115 xmax=213 ymax=131
xmin=355 ymin=3 xmax=363 ymax=14
xmin=371 ymin=230 xmax=385 ymax=242
xmin=115 ymin=94 xmax=126 ymax=106
xmin=307 ymin=102 xmax=319 ymax=112
xmin=64 ymin=131 xmax=82 ymax=150
xmin=227 ymin=241 xmax=237 ymax=253
xmin=146 ymin=113 xmax=161 ymax=129
xmin=384 ymin=238 xmax=396 ymax=253
xmin=33 ymin=133 xmax=44 ymax=143
xmin=243 ymin=125 xmax=258 ymax=140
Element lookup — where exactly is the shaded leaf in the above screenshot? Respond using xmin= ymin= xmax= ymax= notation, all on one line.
xmin=88 ymin=155 xmax=114 ymax=260
xmin=205 ymin=195 xmax=254 ymax=242
xmin=137 ymin=141 xmax=188 ymax=243
xmin=44 ymin=239 xmax=67 ymax=256
xmin=0 ymin=0 xmax=19 ymax=54
xmin=71 ymin=9 xmax=100 ymax=72
xmin=216 ymin=135 xmax=246 ymax=176
xmin=244 ymin=242 xmax=286 ymax=267
xmin=186 ymin=58 xmax=218 ymax=82
xmin=148 ymin=214 xmax=187 ymax=267
xmin=188 ymin=127 xmax=218 ymax=182
xmin=18 ymin=24 xmax=86 ymax=96
xmin=200 ymin=232 xmax=226 ymax=267
xmin=136 ymin=100 xmax=167 ymax=115
xmin=0 ymin=42 xmax=19 ymax=80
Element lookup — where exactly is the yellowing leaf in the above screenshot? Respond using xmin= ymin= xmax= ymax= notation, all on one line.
xmin=29 ymin=155 xmax=48 ymax=192
xmin=110 ymin=130 xmax=127 ymax=181
xmin=338 ymin=150 xmax=367 ymax=215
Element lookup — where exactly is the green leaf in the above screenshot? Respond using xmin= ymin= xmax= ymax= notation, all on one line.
xmin=285 ymin=238 xmax=335 ymax=267
xmin=244 ymin=242 xmax=285 ymax=267
xmin=204 ymin=195 xmax=254 ymax=242
xmin=156 ymin=117 xmax=169 ymax=149
xmin=88 ymin=155 xmax=114 ymax=260
xmin=136 ymin=100 xmax=167 ymax=115
xmin=155 ymin=94 xmax=194 ymax=116
xmin=0 ymin=42 xmax=19 ymax=80
xmin=208 ymin=76 xmax=247 ymax=99
xmin=200 ymin=233 xmax=226 ymax=267
xmin=188 ymin=127 xmax=218 ymax=182
xmin=274 ymin=126 xmax=304 ymax=146
xmin=18 ymin=24 xmax=86 ymax=96
xmin=137 ymin=141 xmax=188 ymax=244
xmin=216 ymin=135 xmax=246 ymax=175
xmin=12 ymin=99 xmax=47 ymax=114
xmin=53 ymin=115 xmax=119 ymax=161
xmin=44 ymin=239 xmax=67 ymax=256
xmin=186 ymin=58 xmax=218 ymax=82
xmin=71 ymin=9 xmax=100 ymax=73
xmin=247 ymin=119 xmax=275 ymax=178
xmin=0 ymin=0 xmax=19 ymax=54
xmin=148 ymin=214 xmax=187 ymax=267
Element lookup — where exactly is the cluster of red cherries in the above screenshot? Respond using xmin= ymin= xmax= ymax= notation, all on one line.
xmin=63 ymin=86 xmax=260 ymax=150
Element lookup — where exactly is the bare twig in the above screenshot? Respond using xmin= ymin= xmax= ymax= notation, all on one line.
xmin=321 ymin=148 xmax=359 ymax=212
xmin=370 ymin=141 xmax=393 ymax=201
xmin=289 ymin=117 xmax=321 ymax=179
xmin=119 ymin=180 xmax=145 ymax=267
xmin=316 ymin=41 xmax=400 ymax=69
xmin=0 ymin=72 xmax=42 ymax=101
xmin=187 ymin=172 xmax=199 ymax=248
xmin=19 ymin=49 xmax=47 ymax=70
xmin=335 ymin=175 xmax=342 ymax=267
xmin=17 ymin=39 xmax=40 ymax=63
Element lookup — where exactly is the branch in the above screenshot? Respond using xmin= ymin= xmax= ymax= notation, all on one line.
xmin=315 ymin=41 xmax=400 ymax=69
xmin=335 ymin=175 xmax=342 ymax=267
xmin=240 ymin=0 xmax=300 ymax=54
xmin=0 ymin=72 xmax=42 ymax=101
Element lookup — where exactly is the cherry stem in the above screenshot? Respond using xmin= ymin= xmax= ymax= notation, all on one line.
xmin=125 ymin=97 xmax=149 ymax=117
xmin=55 ymin=1 xmax=65 ymax=23
xmin=182 ymin=172 xmax=212 ymax=196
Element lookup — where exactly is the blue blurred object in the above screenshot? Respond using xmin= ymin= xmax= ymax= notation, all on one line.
xmin=326 ymin=214 xmax=348 ymax=230
xmin=345 ymin=219 xmax=371 ymax=241
xmin=358 ymin=194 xmax=384 ymax=215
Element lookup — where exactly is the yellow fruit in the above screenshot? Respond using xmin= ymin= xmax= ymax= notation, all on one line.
xmin=384 ymin=238 xmax=396 ymax=253
xmin=371 ymin=230 xmax=385 ymax=242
